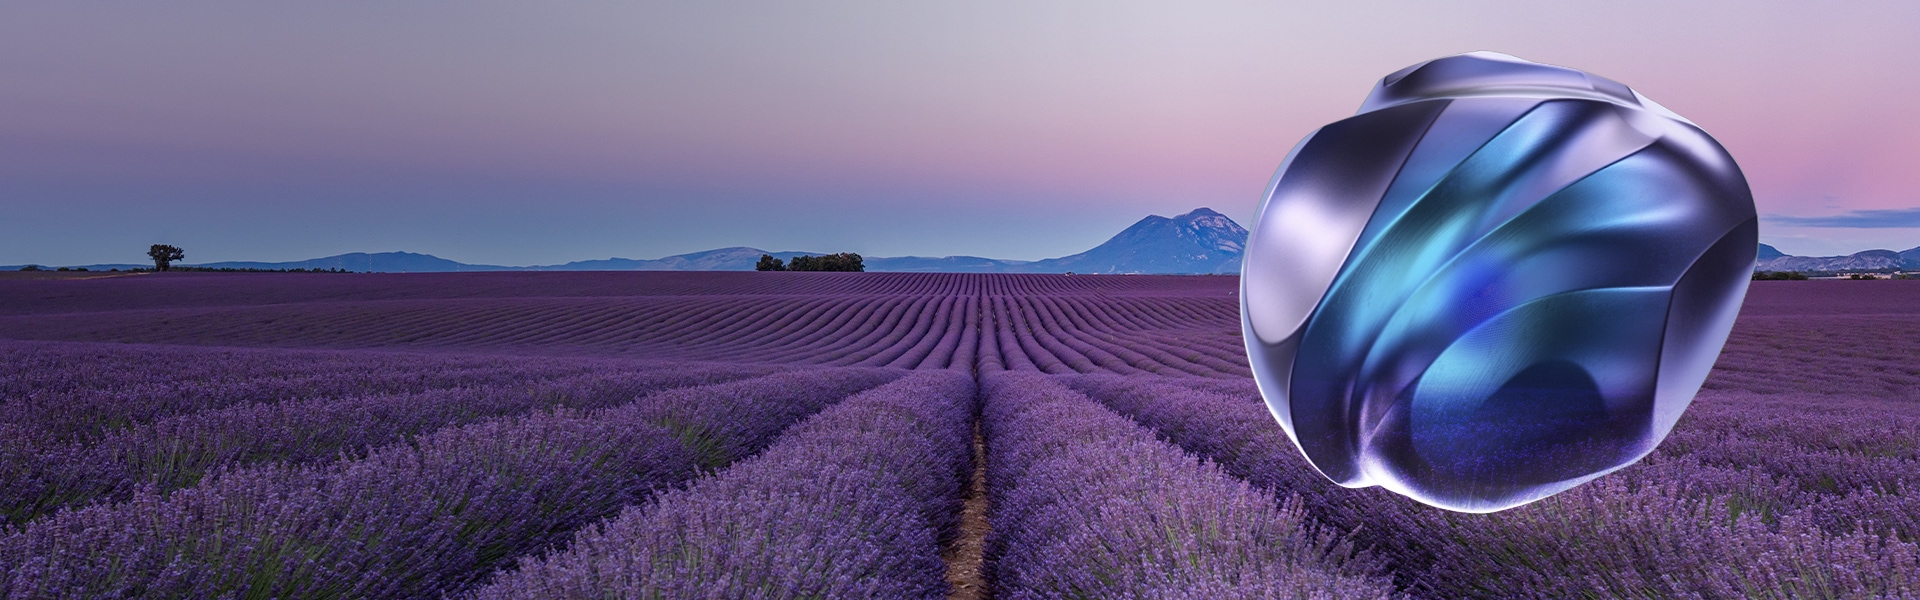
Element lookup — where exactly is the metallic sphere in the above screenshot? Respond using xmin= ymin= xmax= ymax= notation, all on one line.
xmin=1242 ymin=52 xmax=1757 ymax=512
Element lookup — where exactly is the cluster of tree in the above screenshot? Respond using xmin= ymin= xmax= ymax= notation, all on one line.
xmin=755 ymin=252 xmax=864 ymax=272
xmin=1752 ymin=271 xmax=1809 ymax=280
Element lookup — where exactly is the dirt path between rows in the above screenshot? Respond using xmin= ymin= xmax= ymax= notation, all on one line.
xmin=942 ymin=416 xmax=991 ymax=600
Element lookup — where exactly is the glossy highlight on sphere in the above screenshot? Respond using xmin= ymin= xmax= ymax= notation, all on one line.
xmin=1241 ymin=52 xmax=1758 ymax=513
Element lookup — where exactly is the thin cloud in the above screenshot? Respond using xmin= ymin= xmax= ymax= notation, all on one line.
xmin=1766 ymin=208 xmax=1920 ymax=228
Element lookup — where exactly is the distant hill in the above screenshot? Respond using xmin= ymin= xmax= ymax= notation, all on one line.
xmin=863 ymin=255 xmax=1029 ymax=273
xmin=1 ymin=252 xmax=519 ymax=273
xmin=201 ymin=252 xmax=520 ymax=273
xmin=1756 ymin=245 xmax=1920 ymax=272
xmin=543 ymin=248 xmax=818 ymax=272
xmin=0 ymin=263 xmax=148 ymax=272
xmin=8 ymin=208 xmax=1254 ymax=275
xmin=16 ymin=223 xmax=1917 ymax=276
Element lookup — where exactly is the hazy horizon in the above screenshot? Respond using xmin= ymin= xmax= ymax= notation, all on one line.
xmin=8 ymin=205 xmax=1919 ymax=270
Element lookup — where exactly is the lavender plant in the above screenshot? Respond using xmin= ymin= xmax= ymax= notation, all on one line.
xmin=0 ymin=368 xmax=896 ymax=599
xmin=473 ymin=369 xmax=974 ymax=599
xmin=981 ymin=371 xmax=1394 ymax=599
xmin=0 ymin=341 xmax=609 ymax=442
xmin=0 ymin=363 xmax=774 ymax=527
xmin=1 ymin=272 xmax=1916 ymax=597
xmin=1065 ymin=374 xmax=1920 ymax=598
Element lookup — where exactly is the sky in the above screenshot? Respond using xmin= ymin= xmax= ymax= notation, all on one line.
xmin=3 ymin=1 xmax=1917 ymax=266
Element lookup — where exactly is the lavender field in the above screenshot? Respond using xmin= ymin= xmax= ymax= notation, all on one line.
xmin=0 ymin=272 xmax=1916 ymax=598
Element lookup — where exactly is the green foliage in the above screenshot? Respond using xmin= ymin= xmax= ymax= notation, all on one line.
xmin=1848 ymin=273 xmax=1880 ymax=280
xmin=786 ymin=252 xmax=864 ymax=272
xmin=147 ymin=244 xmax=186 ymax=272
xmin=1752 ymin=271 xmax=1808 ymax=281
xmin=754 ymin=254 xmax=786 ymax=272
xmin=18 ymin=265 xmax=41 ymax=272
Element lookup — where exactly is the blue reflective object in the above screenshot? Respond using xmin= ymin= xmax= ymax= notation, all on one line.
xmin=1241 ymin=52 xmax=1757 ymax=512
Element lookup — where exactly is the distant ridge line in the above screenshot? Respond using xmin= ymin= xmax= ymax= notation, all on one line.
xmin=1756 ymin=243 xmax=1920 ymax=273
xmin=17 ymin=218 xmax=1912 ymax=275
xmin=8 ymin=208 xmax=1251 ymax=275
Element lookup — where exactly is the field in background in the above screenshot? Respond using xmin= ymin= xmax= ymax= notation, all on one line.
xmin=0 ymin=272 xmax=1244 ymax=375
xmin=0 ymin=273 xmax=1915 ymax=598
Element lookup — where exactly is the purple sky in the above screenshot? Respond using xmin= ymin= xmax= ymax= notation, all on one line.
xmin=4 ymin=2 xmax=1917 ymax=266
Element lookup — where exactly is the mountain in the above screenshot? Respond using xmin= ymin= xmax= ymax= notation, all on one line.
xmin=199 ymin=252 xmax=520 ymax=272
xmin=1014 ymin=208 xmax=1247 ymax=274
xmin=863 ymin=255 xmax=1030 ymax=273
xmin=1756 ymin=245 xmax=1920 ymax=272
xmin=8 ymin=208 xmax=1253 ymax=275
xmin=544 ymin=247 xmax=818 ymax=272
xmin=4 ymin=252 xmax=521 ymax=273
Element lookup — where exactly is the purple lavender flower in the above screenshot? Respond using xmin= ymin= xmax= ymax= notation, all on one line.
xmin=0 ymin=368 xmax=895 ymax=599
xmin=473 ymin=370 xmax=974 ymax=599
xmin=982 ymin=371 xmax=1393 ymax=599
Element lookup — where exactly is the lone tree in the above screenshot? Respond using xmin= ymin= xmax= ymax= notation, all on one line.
xmin=755 ymin=254 xmax=786 ymax=271
xmin=147 ymin=244 xmax=185 ymax=271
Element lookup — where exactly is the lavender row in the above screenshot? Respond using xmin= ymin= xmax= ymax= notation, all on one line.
xmin=1654 ymin=392 xmax=1920 ymax=542
xmin=0 ymin=271 xmax=1242 ymax=317
xmin=0 ymin=368 xmax=898 ymax=599
xmin=980 ymin=372 xmax=1394 ymax=599
xmin=1066 ymin=374 xmax=1920 ymax=598
xmin=1706 ymin=314 xmax=1920 ymax=399
xmin=617 ymin=296 xmax=965 ymax=368
xmin=0 ymin=340 xmax=600 ymax=405
xmin=975 ymin=294 xmax=1249 ymax=378
xmin=1030 ymin=295 xmax=1249 ymax=376
xmin=473 ymin=369 xmax=975 ymax=599
xmin=0 ymin=340 xmax=621 ymax=442
xmin=1023 ymin=295 xmax=1222 ymax=377
xmin=823 ymin=295 xmax=967 ymax=369
xmin=0 ymin=294 xmax=978 ymax=369
xmin=0 ymin=363 xmax=776 ymax=528
xmin=0 ymin=278 xmax=1253 ymax=375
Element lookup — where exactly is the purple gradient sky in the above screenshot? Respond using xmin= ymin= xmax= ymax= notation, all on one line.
xmin=3 ymin=2 xmax=1917 ymax=266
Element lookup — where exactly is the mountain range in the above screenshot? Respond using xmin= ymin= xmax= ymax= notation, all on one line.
xmin=14 ymin=212 xmax=1912 ymax=275
xmin=7 ymin=208 xmax=1251 ymax=275
xmin=1756 ymin=244 xmax=1920 ymax=272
